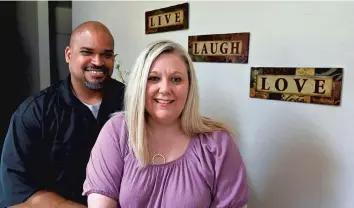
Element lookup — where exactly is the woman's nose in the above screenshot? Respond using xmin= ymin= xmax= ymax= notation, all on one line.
xmin=158 ymin=79 xmax=172 ymax=94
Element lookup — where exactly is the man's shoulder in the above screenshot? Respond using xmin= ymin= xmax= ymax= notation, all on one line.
xmin=16 ymin=80 xmax=65 ymax=114
xmin=108 ymin=78 xmax=125 ymax=91
xmin=104 ymin=79 xmax=125 ymax=109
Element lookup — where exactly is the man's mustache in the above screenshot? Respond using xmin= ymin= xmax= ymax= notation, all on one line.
xmin=84 ymin=65 xmax=108 ymax=73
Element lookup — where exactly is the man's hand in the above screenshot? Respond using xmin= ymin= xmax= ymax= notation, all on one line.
xmin=9 ymin=190 xmax=87 ymax=208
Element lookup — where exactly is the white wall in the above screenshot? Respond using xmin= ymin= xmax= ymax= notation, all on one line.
xmin=73 ymin=1 xmax=354 ymax=208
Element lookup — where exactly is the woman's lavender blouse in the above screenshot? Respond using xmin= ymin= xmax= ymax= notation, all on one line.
xmin=83 ymin=113 xmax=249 ymax=207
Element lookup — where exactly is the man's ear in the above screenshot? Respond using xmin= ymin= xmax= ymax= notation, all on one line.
xmin=65 ymin=46 xmax=71 ymax=63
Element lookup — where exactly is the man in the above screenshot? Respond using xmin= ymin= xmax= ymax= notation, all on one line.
xmin=0 ymin=21 xmax=125 ymax=207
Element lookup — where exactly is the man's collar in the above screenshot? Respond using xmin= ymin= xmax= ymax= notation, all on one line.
xmin=60 ymin=75 xmax=76 ymax=106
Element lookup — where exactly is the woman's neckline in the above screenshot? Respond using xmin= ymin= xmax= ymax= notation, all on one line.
xmin=130 ymin=134 xmax=198 ymax=168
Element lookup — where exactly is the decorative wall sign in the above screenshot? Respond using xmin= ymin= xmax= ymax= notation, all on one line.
xmin=249 ymin=67 xmax=343 ymax=106
xmin=145 ymin=3 xmax=189 ymax=34
xmin=188 ymin=32 xmax=250 ymax=64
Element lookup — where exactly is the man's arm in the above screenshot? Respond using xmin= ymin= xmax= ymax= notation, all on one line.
xmin=10 ymin=191 xmax=86 ymax=208
xmin=0 ymin=99 xmax=85 ymax=208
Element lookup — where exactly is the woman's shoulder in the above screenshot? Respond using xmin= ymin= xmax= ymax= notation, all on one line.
xmin=100 ymin=111 xmax=129 ymax=156
xmin=108 ymin=111 xmax=127 ymax=123
xmin=195 ymin=130 xmax=235 ymax=149
xmin=192 ymin=130 xmax=241 ymax=161
xmin=104 ymin=111 xmax=128 ymax=132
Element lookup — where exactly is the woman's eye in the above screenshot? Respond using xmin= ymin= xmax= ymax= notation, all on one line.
xmin=172 ymin=77 xmax=181 ymax=83
xmin=148 ymin=76 xmax=159 ymax=82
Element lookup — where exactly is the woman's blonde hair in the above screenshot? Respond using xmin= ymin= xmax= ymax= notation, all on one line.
xmin=124 ymin=40 xmax=232 ymax=166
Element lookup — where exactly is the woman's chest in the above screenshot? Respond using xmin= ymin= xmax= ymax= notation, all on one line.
xmin=118 ymin=160 xmax=211 ymax=208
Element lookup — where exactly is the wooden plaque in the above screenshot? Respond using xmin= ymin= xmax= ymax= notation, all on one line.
xmin=249 ymin=67 xmax=343 ymax=106
xmin=145 ymin=3 xmax=189 ymax=34
xmin=188 ymin=32 xmax=250 ymax=64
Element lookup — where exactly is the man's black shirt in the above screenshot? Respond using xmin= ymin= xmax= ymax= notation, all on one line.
xmin=0 ymin=75 xmax=125 ymax=207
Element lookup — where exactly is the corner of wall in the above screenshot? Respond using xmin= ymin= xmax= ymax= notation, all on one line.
xmin=37 ymin=1 xmax=51 ymax=90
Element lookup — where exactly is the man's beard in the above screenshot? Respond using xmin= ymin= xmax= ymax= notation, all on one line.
xmin=83 ymin=64 xmax=110 ymax=90
xmin=84 ymin=79 xmax=106 ymax=89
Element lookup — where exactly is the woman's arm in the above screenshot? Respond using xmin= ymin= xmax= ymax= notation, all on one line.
xmin=82 ymin=114 xmax=127 ymax=207
xmin=87 ymin=193 xmax=118 ymax=208
xmin=209 ymin=131 xmax=249 ymax=208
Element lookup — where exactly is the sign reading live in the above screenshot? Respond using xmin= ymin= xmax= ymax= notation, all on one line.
xmin=188 ymin=32 xmax=250 ymax=64
xmin=145 ymin=3 xmax=189 ymax=34
xmin=249 ymin=67 xmax=343 ymax=106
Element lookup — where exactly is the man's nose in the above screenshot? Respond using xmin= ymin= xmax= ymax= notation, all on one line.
xmin=92 ymin=54 xmax=104 ymax=66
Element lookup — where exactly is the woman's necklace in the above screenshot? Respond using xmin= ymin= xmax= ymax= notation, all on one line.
xmin=151 ymin=137 xmax=177 ymax=164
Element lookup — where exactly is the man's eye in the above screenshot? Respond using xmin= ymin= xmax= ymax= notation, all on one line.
xmin=80 ymin=51 xmax=91 ymax=55
xmin=103 ymin=53 xmax=113 ymax=58
xmin=172 ymin=77 xmax=181 ymax=83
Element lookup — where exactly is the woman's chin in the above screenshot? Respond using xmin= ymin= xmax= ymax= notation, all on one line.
xmin=148 ymin=113 xmax=180 ymax=125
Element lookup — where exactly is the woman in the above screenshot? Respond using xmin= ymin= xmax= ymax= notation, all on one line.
xmin=82 ymin=40 xmax=249 ymax=208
